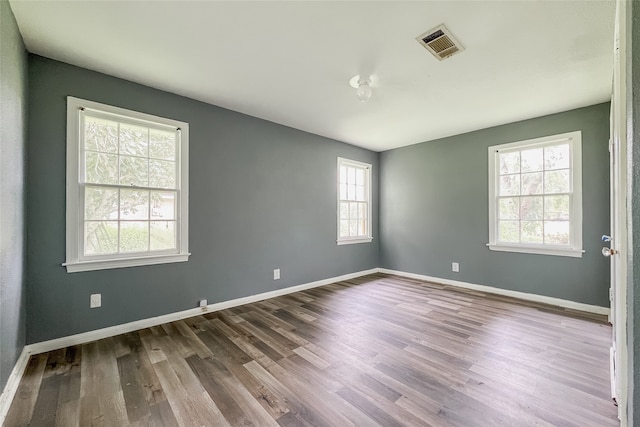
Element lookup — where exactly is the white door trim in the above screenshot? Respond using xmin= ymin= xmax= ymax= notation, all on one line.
xmin=610 ymin=0 xmax=629 ymax=423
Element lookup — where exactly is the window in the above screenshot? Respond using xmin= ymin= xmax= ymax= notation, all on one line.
xmin=64 ymin=97 xmax=189 ymax=272
xmin=488 ymin=131 xmax=583 ymax=257
xmin=337 ymin=157 xmax=372 ymax=245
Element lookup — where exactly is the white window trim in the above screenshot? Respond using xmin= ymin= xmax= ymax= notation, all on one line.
xmin=487 ymin=131 xmax=583 ymax=258
xmin=64 ymin=97 xmax=190 ymax=272
xmin=337 ymin=157 xmax=373 ymax=245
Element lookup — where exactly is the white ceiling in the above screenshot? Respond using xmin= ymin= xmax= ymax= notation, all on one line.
xmin=9 ymin=1 xmax=615 ymax=152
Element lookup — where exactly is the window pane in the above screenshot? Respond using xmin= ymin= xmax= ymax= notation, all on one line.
xmin=85 ymin=187 xmax=118 ymax=220
xmin=499 ymin=175 xmax=520 ymax=196
xmin=521 ymin=148 xmax=543 ymax=172
xmin=499 ymin=152 xmax=520 ymax=175
xmin=150 ymin=221 xmax=176 ymax=250
xmin=349 ymin=220 xmax=358 ymax=237
xmin=120 ymin=190 xmax=149 ymax=220
xmin=85 ymin=152 xmax=118 ymax=184
xmin=347 ymin=184 xmax=356 ymax=200
xmin=149 ymin=129 xmax=176 ymax=160
xmin=349 ymin=202 xmax=358 ymax=220
xmin=521 ymin=196 xmax=543 ymax=220
xmin=347 ymin=167 xmax=356 ymax=184
xmin=149 ymin=160 xmax=176 ymax=189
xmin=521 ymin=221 xmax=543 ymax=243
xmin=544 ymin=221 xmax=570 ymax=245
xmin=544 ymin=144 xmax=570 ymax=170
xmin=356 ymin=185 xmax=365 ymax=201
xmin=544 ymin=195 xmax=570 ymax=220
xmin=339 ymin=202 xmax=349 ymax=220
xmin=120 ymin=221 xmax=149 ymax=253
xmin=356 ymin=168 xmax=365 ymax=186
xmin=84 ymin=221 xmax=118 ymax=255
xmin=498 ymin=198 xmax=519 ymax=220
xmin=339 ymin=166 xmax=347 ymax=184
xmin=151 ymin=191 xmax=176 ymax=220
xmin=339 ymin=183 xmax=347 ymax=200
xmin=119 ymin=155 xmax=148 ymax=187
xmin=84 ymin=116 xmax=118 ymax=153
xmin=119 ymin=123 xmax=148 ymax=157
xmin=498 ymin=220 xmax=519 ymax=243
xmin=358 ymin=202 xmax=367 ymax=219
xmin=544 ymin=170 xmax=570 ymax=194
xmin=339 ymin=220 xmax=349 ymax=237
xmin=521 ymin=172 xmax=543 ymax=195
xmin=358 ymin=220 xmax=367 ymax=236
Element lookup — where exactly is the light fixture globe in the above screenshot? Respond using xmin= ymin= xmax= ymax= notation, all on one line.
xmin=349 ymin=74 xmax=374 ymax=102
xmin=356 ymin=80 xmax=373 ymax=102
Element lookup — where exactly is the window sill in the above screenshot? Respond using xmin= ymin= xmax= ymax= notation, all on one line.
xmin=63 ymin=253 xmax=191 ymax=273
xmin=337 ymin=237 xmax=373 ymax=246
xmin=487 ymin=244 xmax=584 ymax=258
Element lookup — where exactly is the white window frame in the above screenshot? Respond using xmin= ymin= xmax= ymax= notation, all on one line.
xmin=488 ymin=131 xmax=583 ymax=258
xmin=337 ymin=157 xmax=373 ymax=245
xmin=64 ymin=97 xmax=190 ymax=272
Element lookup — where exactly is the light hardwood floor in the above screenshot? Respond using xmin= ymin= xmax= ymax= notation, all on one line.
xmin=5 ymin=274 xmax=618 ymax=426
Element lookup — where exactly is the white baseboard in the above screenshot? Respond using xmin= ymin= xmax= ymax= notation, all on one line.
xmin=377 ymin=268 xmax=610 ymax=316
xmin=0 ymin=347 xmax=32 ymax=425
xmin=25 ymin=266 xmax=609 ymax=355
xmin=27 ymin=268 xmax=379 ymax=356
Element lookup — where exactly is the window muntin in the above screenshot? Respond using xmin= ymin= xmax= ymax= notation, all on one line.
xmin=337 ymin=158 xmax=372 ymax=245
xmin=65 ymin=97 xmax=189 ymax=272
xmin=488 ymin=131 xmax=583 ymax=257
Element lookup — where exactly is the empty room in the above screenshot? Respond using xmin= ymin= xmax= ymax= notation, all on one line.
xmin=1 ymin=0 xmax=639 ymax=426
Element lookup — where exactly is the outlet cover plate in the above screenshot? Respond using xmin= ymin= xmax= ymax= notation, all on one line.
xmin=90 ymin=293 xmax=101 ymax=308
xmin=452 ymin=262 xmax=460 ymax=273
xmin=274 ymin=269 xmax=280 ymax=280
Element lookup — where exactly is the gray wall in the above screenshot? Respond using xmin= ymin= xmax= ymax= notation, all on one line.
xmin=380 ymin=103 xmax=611 ymax=307
xmin=26 ymin=56 xmax=379 ymax=344
xmin=0 ymin=0 xmax=28 ymax=390
xmin=629 ymin=0 xmax=638 ymax=423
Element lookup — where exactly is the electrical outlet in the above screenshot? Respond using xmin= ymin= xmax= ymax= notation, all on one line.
xmin=90 ymin=293 xmax=101 ymax=308
xmin=199 ymin=299 xmax=207 ymax=308
xmin=452 ymin=262 xmax=460 ymax=273
xmin=274 ymin=269 xmax=280 ymax=280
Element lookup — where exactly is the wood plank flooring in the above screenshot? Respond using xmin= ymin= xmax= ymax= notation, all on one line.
xmin=5 ymin=274 xmax=619 ymax=426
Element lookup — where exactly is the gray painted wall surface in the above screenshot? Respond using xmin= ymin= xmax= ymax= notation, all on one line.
xmin=380 ymin=103 xmax=611 ymax=307
xmin=26 ymin=56 xmax=379 ymax=344
xmin=0 ymin=0 xmax=27 ymax=390
xmin=629 ymin=1 xmax=638 ymax=423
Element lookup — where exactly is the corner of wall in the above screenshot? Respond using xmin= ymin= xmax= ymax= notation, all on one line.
xmin=0 ymin=0 xmax=29 ymax=394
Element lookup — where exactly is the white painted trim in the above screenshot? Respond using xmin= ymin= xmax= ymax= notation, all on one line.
xmin=337 ymin=157 xmax=373 ymax=244
xmin=0 ymin=347 xmax=32 ymax=425
xmin=18 ymin=266 xmax=609 ymax=354
xmin=337 ymin=237 xmax=373 ymax=245
xmin=65 ymin=96 xmax=190 ymax=273
xmin=378 ymin=268 xmax=610 ymax=316
xmin=610 ymin=1 xmax=630 ymax=422
xmin=487 ymin=130 xmax=583 ymax=257
xmin=26 ymin=268 xmax=379 ymax=355
xmin=487 ymin=244 xmax=584 ymax=258
xmin=63 ymin=253 xmax=190 ymax=273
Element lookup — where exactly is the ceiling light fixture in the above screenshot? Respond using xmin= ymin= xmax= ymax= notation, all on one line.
xmin=349 ymin=75 xmax=373 ymax=102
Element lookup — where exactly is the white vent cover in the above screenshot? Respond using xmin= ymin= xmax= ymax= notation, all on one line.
xmin=416 ymin=24 xmax=464 ymax=61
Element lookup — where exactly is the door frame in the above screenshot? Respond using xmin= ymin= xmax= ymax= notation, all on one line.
xmin=610 ymin=0 xmax=629 ymax=424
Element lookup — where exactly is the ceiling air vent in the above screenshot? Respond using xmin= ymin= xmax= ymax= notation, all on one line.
xmin=416 ymin=24 xmax=464 ymax=61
